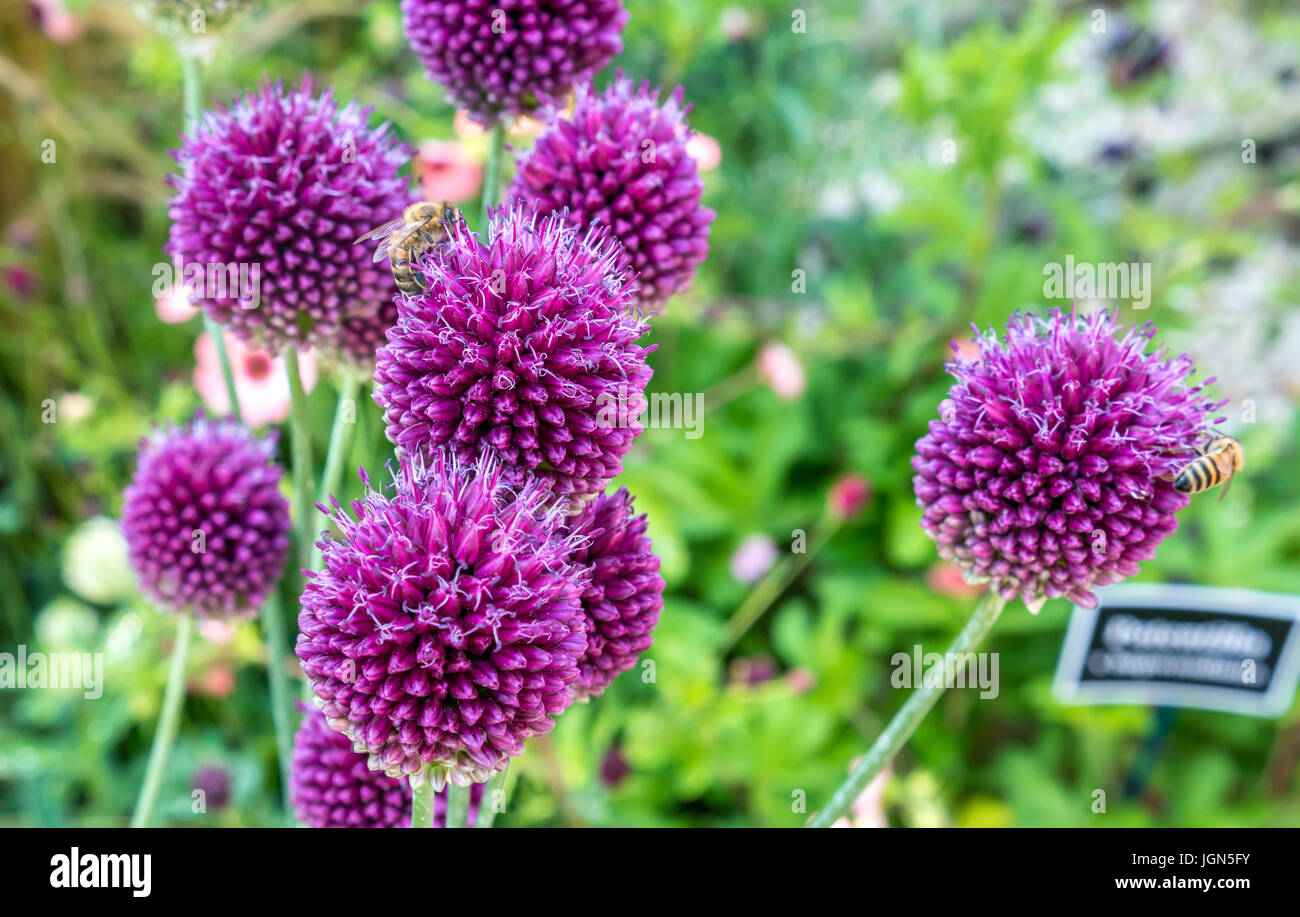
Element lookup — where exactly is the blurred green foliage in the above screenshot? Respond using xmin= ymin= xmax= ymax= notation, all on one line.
xmin=2 ymin=0 xmax=1298 ymax=827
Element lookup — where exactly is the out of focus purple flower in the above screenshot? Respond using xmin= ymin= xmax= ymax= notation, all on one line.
xmin=511 ymin=74 xmax=715 ymax=307
xmin=120 ymin=416 xmax=290 ymax=618
xmin=729 ymin=534 xmax=777 ymax=584
xmin=401 ymin=0 xmax=628 ymax=126
xmin=192 ymin=765 xmax=230 ymax=810
xmin=296 ymin=452 xmax=589 ymax=788
xmin=729 ymin=654 xmax=778 ymax=686
xmin=373 ymin=206 xmax=652 ymax=497
xmin=912 ymin=309 xmax=1224 ymax=612
xmin=564 ymin=489 xmax=663 ymax=698
xmin=291 ymin=704 xmax=411 ymax=828
xmin=167 ymin=77 xmax=410 ymax=363
xmin=599 ymin=744 xmax=630 ymax=787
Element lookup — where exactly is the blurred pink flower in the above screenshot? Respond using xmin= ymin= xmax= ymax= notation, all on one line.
xmin=756 ymin=342 xmax=806 ymax=400
xmin=29 ymin=0 xmax=81 ymax=43
xmin=453 ymin=109 xmax=485 ymax=138
xmin=194 ymin=331 xmax=317 ymax=427
xmin=831 ymin=766 xmax=890 ymax=828
xmin=720 ymin=6 xmax=756 ymax=42
xmin=926 ymin=561 xmax=987 ymax=598
xmin=786 ymin=667 xmax=816 ymax=694
xmin=155 ymin=284 xmax=200 ymax=324
xmin=198 ymin=618 xmax=236 ymax=645
xmin=730 ymin=533 xmax=778 ymax=584
xmin=950 ymin=337 xmax=981 ymax=363
xmin=828 ymin=473 xmax=871 ymax=520
xmin=415 ymin=140 xmax=483 ymax=203
xmin=4 ymin=266 xmax=35 ymax=298
xmin=194 ymin=664 xmax=235 ymax=699
xmin=685 ymin=132 xmax=722 ymax=171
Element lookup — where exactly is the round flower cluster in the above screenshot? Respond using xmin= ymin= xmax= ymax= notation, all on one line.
xmin=912 ymin=309 xmax=1224 ymax=611
xmin=291 ymin=705 xmax=412 ymax=828
xmin=512 ymin=75 xmax=715 ymax=307
xmin=401 ymin=0 xmax=628 ymax=125
xmin=565 ymin=489 xmax=663 ymax=697
xmin=120 ymin=415 xmax=290 ymax=618
xmin=296 ymin=453 xmax=590 ymax=787
xmin=372 ymin=206 xmax=652 ymax=497
xmin=167 ymin=77 xmax=410 ymax=363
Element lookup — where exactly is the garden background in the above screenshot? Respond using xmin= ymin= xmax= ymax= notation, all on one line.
xmin=2 ymin=0 xmax=1299 ymax=827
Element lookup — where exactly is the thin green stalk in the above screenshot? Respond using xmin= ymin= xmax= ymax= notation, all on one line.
xmin=131 ymin=613 xmax=194 ymax=827
xmin=474 ymin=763 xmax=511 ymax=828
xmin=480 ymin=120 xmax=507 ymax=229
xmin=807 ymin=591 xmax=1007 ymax=827
xmin=285 ymin=348 xmax=316 ymax=571
xmin=310 ymin=369 xmax=361 ymax=571
xmin=411 ymin=779 xmax=436 ymax=828
xmin=445 ymin=782 xmax=471 ymax=829
xmin=203 ymin=313 xmax=242 ymax=418
xmin=720 ymin=519 xmax=839 ymax=651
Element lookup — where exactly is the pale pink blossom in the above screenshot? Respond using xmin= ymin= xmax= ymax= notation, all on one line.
xmin=155 ymin=284 xmax=200 ymax=324
xmin=685 ymin=132 xmax=722 ymax=171
xmin=415 ymin=140 xmax=483 ymax=203
xmin=729 ymin=533 xmax=778 ymax=584
xmin=30 ymin=0 xmax=81 ymax=43
xmin=194 ymin=331 xmax=317 ymax=427
xmin=925 ymin=561 xmax=987 ymax=598
xmin=828 ymin=473 xmax=871 ymax=520
xmin=831 ymin=766 xmax=890 ymax=828
xmin=756 ymin=342 xmax=806 ymax=400
xmin=453 ymin=109 xmax=484 ymax=138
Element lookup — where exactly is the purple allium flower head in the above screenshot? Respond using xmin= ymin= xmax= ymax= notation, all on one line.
xmin=121 ymin=415 xmax=290 ymax=618
xmin=511 ymin=74 xmax=716 ymax=307
xmin=192 ymin=765 xmax=231 ymax=810
xmin=400 ymin=0 xmax=628 ymax=126
xmin=373 ymin=206 xmax=652 ymax=497
xmin=296 ymin=452 xmax=590 ymax=788
xmin=166 ymin=76 xmax=410 ymax=363
xmin=291 ymin=704 xmax=412 ymax=828
xmin=564 ymin=488 xmax=663 ymax=697
xmin=913 ymin=309 xmax=1225 ymax=612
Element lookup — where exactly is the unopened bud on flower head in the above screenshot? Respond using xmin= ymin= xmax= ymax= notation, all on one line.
xmin=296 ymin=451 xmax=590 ymax=788
xmin=120 ymin=415 xmax=290 ymax=618
xmin=511 ymin=73 xmax=716 ymax=308
xmin=401 ymin=0 xmax=628 ymax=126
xmin=373 ymin=206 xmax=653 ymax=497
xmin=912 ymin=309 xmax=1226 ymax=613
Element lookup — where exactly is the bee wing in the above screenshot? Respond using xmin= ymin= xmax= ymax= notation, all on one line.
xmin=373 ymin=225 xmax=424 ymax=264
xmin=354 ymin=218 xmax=408 ymax=246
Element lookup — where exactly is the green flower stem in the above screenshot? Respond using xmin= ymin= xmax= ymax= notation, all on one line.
xmin=181 ymin=45 xmax=293 ymax=811
xmin=445 ymin=782 xmax=471 ymax=829
xmin=807 ymin=590 xmax=1008 ymax=828
xmin=310 ymin=368 xmax=361 ymax=571
xmin=474 ymin=762 xmax=511 ymax=828
xmin=203 ymin=313 xmax=242 ymax=418
xmin=480 ymin=120 xmax=508 ymax=230
xmin=285 ymin=348 xmax=317 ymax=571
xmin=411 ymin=779 xmax=437 ymax=829
xmin=720 ymin=518 xmax=840 ymax=652
xmin=130 ymin=613 xmax=194 ymax=828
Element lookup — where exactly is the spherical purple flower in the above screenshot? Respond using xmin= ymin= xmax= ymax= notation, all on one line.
xmin=511 ymin=75 xmax=716 ymax=307
xmin=912 ymin=309 xmax=1225 ymax=612
xmin=401 ymin=0 xmax=628 ymax=126
xmin=291 ymin=704 xmax=411 ymax=828
xmin=192 ymin=765 xmax=231 ymax=810
xmin=167 ymin=77 xmax=410 ymax=362
xmin=296 ymin=452 xmax=589 ymax=787
xmin=373 ymin=206 xmax=652 ymax=497
xmin=565 ymin=488 xmax=663 ymax=697
xmin=121 ymin=416 xmax=290 ymax=618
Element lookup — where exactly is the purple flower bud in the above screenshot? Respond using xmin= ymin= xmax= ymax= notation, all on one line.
xmin=913 ymin=309 xmax=1226 ymax=612
xmin=373 ymin=206 xmax=653 ymax=497
xmin=401 ymin=0 xmax=628 ymax=126
xmin=511 ymin=74 xmax=716 ymax=307
xmin=296 ymin=451 xmax=590 ymax=787
xmin=167 ymin=77 xmax=410 ymax=363
xmin=120 ymin=415 xmax=290 ymax=618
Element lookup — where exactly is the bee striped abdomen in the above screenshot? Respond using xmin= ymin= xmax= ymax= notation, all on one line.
xmin=1174 ymin=456 xmax=1220 ymax=494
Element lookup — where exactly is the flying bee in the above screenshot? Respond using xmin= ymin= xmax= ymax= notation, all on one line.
xmin=355 ymin=201 xmax=462 ymax=296
xmin=1172 ymin=435 xmax=1244 ymax=501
